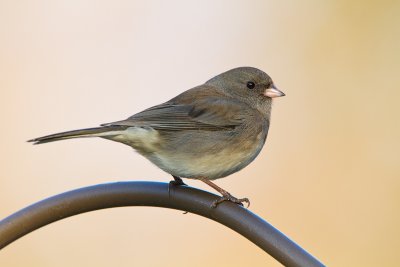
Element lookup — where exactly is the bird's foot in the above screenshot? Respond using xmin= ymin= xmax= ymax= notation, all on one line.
xmin=212 ymin=193 xmax=250 ymax=208
xmin=198 ymin=178 xmax=250 ymax=208
xmin=168 ymin=175 xmax=187 ymax=195
xmin=168 ymin=176 xmax=189 ymax=214
xmin=169 ymin=179 xmax=187 ymax=186
xmin=169 ymin=175 xmax=187 ymax=186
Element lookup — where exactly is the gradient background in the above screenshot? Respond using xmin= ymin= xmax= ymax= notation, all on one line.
xmin=1 ymin=1 xmax=399 ymax=266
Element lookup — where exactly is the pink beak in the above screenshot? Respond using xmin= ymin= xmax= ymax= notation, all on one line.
xmin=264 ymin=85 xmax=285 ymax=98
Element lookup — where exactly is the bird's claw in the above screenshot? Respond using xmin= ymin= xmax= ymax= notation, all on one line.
xmin=212 ymin=194 xmax=250 ymax=208
xmin=169 ymin=179 xmax=187 ymax=187
xmin=170 ymin=175 xmax=187 ymax=186
xmin=168 ymin=177 xmax=187 ymax=195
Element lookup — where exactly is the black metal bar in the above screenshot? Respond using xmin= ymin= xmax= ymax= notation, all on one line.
xmin=0 ymin=181 xmax=325 ymax=267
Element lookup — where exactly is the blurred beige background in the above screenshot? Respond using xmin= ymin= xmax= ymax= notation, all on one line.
xmin=0 ymin=1 xmax=399 ymax=266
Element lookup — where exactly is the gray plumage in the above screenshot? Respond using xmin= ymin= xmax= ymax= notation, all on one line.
xmin=29 ymin=67 xmax=284 ymax=181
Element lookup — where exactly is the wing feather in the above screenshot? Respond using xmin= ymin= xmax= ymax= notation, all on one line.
xmin=102 ymin=97 xmax=246 ymax=131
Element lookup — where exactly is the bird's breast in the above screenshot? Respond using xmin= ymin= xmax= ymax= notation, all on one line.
xmin=148 ymin=124 xmax=268 ymax=180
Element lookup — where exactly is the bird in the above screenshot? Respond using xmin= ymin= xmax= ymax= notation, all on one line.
xmin=29 ymin=67 xmax=285 ymax=207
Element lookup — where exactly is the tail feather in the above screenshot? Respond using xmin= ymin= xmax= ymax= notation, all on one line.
xmin=28 ymin=125 xmax=128 ymax=144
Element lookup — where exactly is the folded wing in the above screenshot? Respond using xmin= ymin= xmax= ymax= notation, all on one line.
xmin=102 ymin=97 xmax=246 ymax=131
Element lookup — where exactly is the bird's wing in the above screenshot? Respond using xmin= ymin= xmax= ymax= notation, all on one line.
xmin=101 ymin=98 xmax=246 ymax=131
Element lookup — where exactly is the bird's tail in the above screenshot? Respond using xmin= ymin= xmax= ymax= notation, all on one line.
xmin=28 ymin=125 xmax=128 ymax=144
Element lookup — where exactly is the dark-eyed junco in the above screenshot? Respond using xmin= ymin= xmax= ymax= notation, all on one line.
xmin=29 ymin=67 xmax=285 ymax=207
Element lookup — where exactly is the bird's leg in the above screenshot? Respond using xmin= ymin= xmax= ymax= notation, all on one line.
xmin=199 ymin=178 xmax=250 ymax=208
xmin=169 ymin=175 xmax=187 ymax=186
xmin=168 ymin=176 xmax=189 ymax=214
xmin=168 ymin=175 xmax=189 ymax=214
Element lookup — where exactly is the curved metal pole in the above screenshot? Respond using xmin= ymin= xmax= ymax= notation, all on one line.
xmin=0 ymin=182 xmax=324 ymax=267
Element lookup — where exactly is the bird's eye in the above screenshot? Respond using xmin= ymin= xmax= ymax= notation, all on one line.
xmin=247 ymin=81 xmax=255 ymax=89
